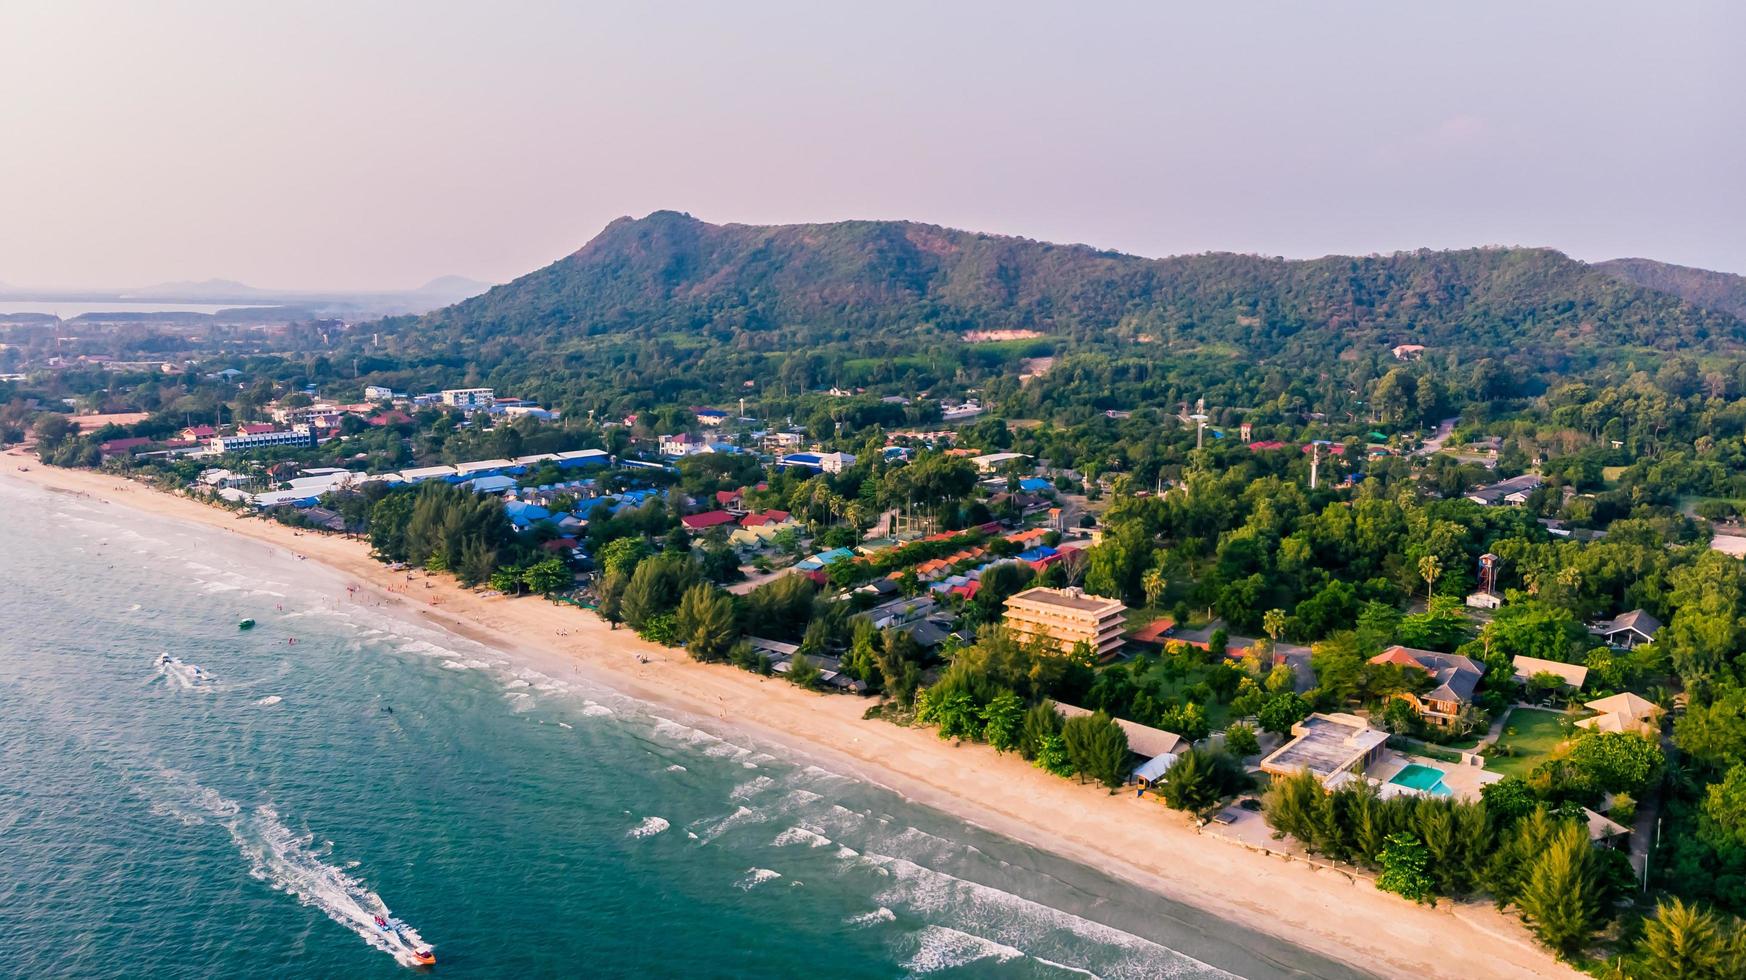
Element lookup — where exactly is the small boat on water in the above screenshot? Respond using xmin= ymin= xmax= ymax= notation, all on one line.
xmin=373 ymin=915 xmax=436 ymax=966
xmin=238 ymin=619 xmax=256 ymax=630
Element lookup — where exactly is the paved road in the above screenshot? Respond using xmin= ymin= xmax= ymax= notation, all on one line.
xmin=1414 ymin=416 xmax=1460 ymax=456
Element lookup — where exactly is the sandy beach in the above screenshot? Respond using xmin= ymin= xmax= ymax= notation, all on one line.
xmin=3 ymin=456 xmax=1580 ymax=980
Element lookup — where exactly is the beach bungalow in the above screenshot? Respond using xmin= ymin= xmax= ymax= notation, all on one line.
xmin=1368 ymin=646 xmax=1483 ymax=727
xmin=1512 ymin=655 xmax=1588 ymax=690
xmin=1577 ymin=692 xmax=1662 ymax=736
xmin=1584 ymin=808 xmax=1633 ymax=847
xmin=1589 ymin=610 xmax=1661 ymax=649
xmin=1052 ymin=701 xmax=1186 ymax=786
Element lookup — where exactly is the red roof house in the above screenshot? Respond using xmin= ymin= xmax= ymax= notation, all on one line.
xmin=680 ymin=510 xmax=739 ymax=531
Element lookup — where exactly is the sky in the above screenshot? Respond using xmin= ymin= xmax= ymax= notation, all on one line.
xmin=1 ymin=1 xmax=1741 ymax=291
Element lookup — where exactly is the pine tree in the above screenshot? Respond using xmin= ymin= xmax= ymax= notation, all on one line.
xmin=1633 ymin=898 xmax=1727 ymax=980
xmin=674 ymin=583 xmax=736 ymax=662
xmin=1262 ymin=771 xmax=1322 ymax=846
xmin=1415 ymin=801 xmax=1457 ymax=895
xmin=1019 ymin=703 xmax=1062 ymax=761
xmin=1516 ymin=822 xmax=1604 ymax=955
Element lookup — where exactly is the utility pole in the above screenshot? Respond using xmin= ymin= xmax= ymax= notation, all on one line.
xmin=1310 ymin=442 xmax=1321 ymax=490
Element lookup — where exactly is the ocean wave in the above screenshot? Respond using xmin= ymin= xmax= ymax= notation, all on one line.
xmin=628 ymin=816 xmax=670 ymax=839
xmin=863 ymin=849 xmax=1236 ymax=979
xmin=734 ymin=867 xmax=782 ymax=891
xmin=692 ymin=805 xmax=764 ymax=844
xmin=771 ymin=825 xmax=833 ymax=849
xmin=729 ymin=775 xmax=777 ymax=801
xmin=846 ymin=907 xmax=895 ymax=927
xmin=902 ymin=925 xmax=1023 ymax=974
xmin=580 ymin=702 xmax=613 ymax=717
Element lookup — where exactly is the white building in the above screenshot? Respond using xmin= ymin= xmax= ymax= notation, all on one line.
xmin=818 ymin=451 xmax=857 ymax=474
xmin=941 ymin=399 xmax=984 ymax=422
xmin=971 ymin=452 xmax=1031 ymax=474
xmin=440 ymin=388 xmax=495 ymax=410
xmin=364 ymin=385 xmax=396 ymax=401
xmin=209 ymin=426 xmax=316 ymax=454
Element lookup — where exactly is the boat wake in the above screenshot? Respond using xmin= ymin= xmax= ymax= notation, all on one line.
xmin=154 ymin=654 xmax=218 ymax=691
xmin=147 ymin=767 xmax=433 ymax=967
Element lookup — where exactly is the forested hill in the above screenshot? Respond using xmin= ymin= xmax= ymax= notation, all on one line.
xmin=1594 ymin=257 xmax=1746 ymax=321
xmin=372 ymin=211 xmax=1745 ymax=379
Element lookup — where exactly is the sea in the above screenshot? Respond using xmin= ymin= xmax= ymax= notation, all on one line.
xmin=0 ymin=474 xmax=1368 ymax=980
xmin=0 ymin=301 xmax=251 ymax=318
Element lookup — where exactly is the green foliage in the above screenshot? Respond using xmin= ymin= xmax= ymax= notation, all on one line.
xmin=1033 ymin=733 xmax=1074 ymax=777
xmin=1222 ymin=722 xmax=1260 ymax=758
xmin=1062 ymin=710 xmax=1129 ymax=788
xmin=634 ymin=612 xmax=678 ymax=646
xmin=917 ymin=686 xmax=982 ymax=741
xmin=1020 ymin=702 xmax=1063 ymax=761
xmin=1255 ymin=691 xmax=1311 ymax=736
xmin=621 ymin=552 xmax=700 ymax=631
xmin=522 ymin=557 xmax=572 ymax=595
xmin=1515 ymin=821 xmax=1606 ymax=955
xmin=489 ymin=566 xmax=524 ymax=595
xmin=598 ymin=536 xmax=652 ymax=579
xmin=1376 ymin=833 xmax=1436 ymax=904
xmin=674 ymin=583 xmax=738 ymax=662
xmin=1624 ymin=898 xmax=1746 ymax=980
xmin=1560 ymin=731 xmax=1665 ymax=796
xmin=981 ymin=691 xmax=1026 ymax=753
xmin=740 ymin=574 xmax=818 ymax=642
xmin=1479 ymin=776 xmax=1539 ymax=824
xmin=1158 ymin=748 xmax=1250 ymax=814
xmin=1701 ymin=767 xmax=1746 ymax=852
xmin=786 ymin=651 xmax=822 ymax=689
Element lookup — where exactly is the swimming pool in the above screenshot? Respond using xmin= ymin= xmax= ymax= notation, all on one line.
xmin=1388 ymin=763 xmax=1454 ymax=796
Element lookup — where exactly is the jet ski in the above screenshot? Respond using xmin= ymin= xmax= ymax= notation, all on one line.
xmin=374 ymin=915 xmax=436 ymax=966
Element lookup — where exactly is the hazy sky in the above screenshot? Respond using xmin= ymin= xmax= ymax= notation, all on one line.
xmin=2 ymin=1 xmax=1741 ymax=290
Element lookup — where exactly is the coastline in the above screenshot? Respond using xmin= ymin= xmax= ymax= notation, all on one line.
xmin=2 ymin=456 xmax=1580 ymax=980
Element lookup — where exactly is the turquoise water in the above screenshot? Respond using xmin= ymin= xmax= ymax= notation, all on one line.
xmin=0 ymin=476 xmax=1366 ymax=979
xmin=1387 ymin=764 xmax=1449 ymax=795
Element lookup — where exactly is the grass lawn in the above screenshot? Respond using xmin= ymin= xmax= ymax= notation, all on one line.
xmin=1485 ymin=707 xmax=1572 ymax=778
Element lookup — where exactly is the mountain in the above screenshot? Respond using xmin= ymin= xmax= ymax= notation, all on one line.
xmin=380 ymin=212 xmax=1743 ymax=375
xmin=1593 ymin=258 xmax=1746 ymax=321
xmin=412 ymin=275 xmax=493 ymax=303
xmin=123 ymin=278 xmax=279 ymax=302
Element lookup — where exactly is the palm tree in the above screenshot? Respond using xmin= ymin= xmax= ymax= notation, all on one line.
xmin=1418 ymin=554 xmax=1442 ymax=602
xmin=1263 ymin=608 xmax=1287 ymax=651
xmin=1141 ymin=567 xmax=1168 ymax=609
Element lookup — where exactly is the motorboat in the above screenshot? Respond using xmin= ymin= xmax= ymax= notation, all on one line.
xmin=373 ymin=915 xmax=435 ymax=967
